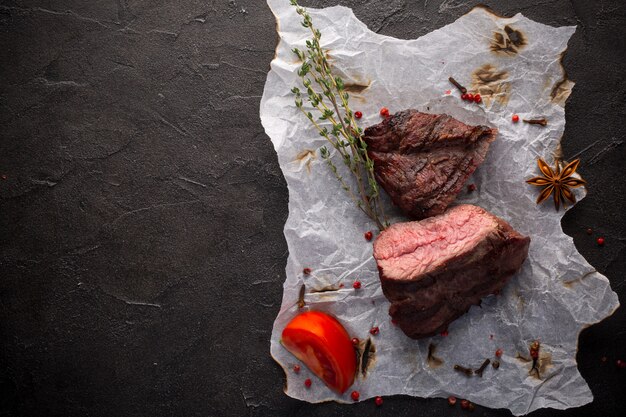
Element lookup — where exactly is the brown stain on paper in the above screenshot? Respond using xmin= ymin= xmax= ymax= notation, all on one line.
xmin=551 ymin=78 xmax=575 ymax=107
xmin=344 ymin=81 xmax=371 ymax=94
xmin=354 ymin=338 xmax=377 ymax=379
xmin=471 ymin=64 xmax=511 ymax=106
xmin=515 ymin=351 xmax=553 ymax=380
xmin=427 ymin=343 xmax=444 ymax=368
xmin=295 ymin=149 xmax=316 ymax=173
xmin=360 ymin=338 xmax=376 ymax=377
xmin=491 ymin=25 xmax=527 ymax=55
xmin=563 ymin=270 xmax=597 ymax=288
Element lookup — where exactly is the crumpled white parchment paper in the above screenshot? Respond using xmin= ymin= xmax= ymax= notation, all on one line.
xmin=260 ymin=1 xmax=620 ymax=415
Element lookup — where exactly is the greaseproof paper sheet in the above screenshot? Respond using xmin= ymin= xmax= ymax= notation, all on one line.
xmin=260 ymin=1 xmax=620 ymax=414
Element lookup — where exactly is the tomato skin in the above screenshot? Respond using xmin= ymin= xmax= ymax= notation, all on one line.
xmin=282 ymin=311 xmax=356 ymax=394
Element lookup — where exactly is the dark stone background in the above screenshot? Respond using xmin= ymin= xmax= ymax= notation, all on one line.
xmin=0 ymin=1 xmax=624 ymax=416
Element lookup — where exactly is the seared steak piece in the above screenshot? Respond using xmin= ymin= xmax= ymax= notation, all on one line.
xmin=373 ymin=205 xmax=530 ymax=339
xmin=364 ymin=110 xmax=497 ymax=219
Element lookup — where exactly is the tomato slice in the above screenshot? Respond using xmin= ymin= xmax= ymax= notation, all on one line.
xmin=281 ymin=311 xmax=356 ymax=394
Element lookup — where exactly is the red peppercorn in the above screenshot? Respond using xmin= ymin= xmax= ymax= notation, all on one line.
xmin=597 ymin=237 xmax=605 ymax=246
xmin=466 ymin=93 xmax=474 ymax=101
xmin=473 ymin=94 xmax=482 ymax=103
xmin=461 ymin=93 xmax=468 ymax=100
xmin=375 ymin=396 xmax=383 ymax=406
xmin=339 ymin=283 xmax=344 ymax=288
xmin=353 ymin=281 xmax=362 ymax=289
xmin=355 ymin=111 xmax=363 ymax=119
xmin=601 ymin=356 xmax=607 ymax=363
xmin=293 ymin=364 xmax=301 ymax=373
xmin=380 ymin=107 xmax=389 ymax=117
xmin=617 ymin=359 xmax=626 ymax=369
xmin=352 ymin=337 xmax=360 ymax=346
xmin=370 ymin=326 xmax=380 ymax=335
xmin=467 ymin=183 xmax=476 ymax=192
xmin=495 ymin=348 xmax=503 ymax=358
xmin=448 ymin=396 xmax=457 ymax=406
xmin=304 ymin=378 xmax=312 ymax=388
xmin=364 ymin=231 xmax=373 ymax=241
xmin=351 ymin=390 xmax=360 ymax=401
xmin=512 ymin=114 xmax=520 ymax=123
xmin=586 ymin=228 xmax=593 ymax=235
xmin=303 ymin=268 xmax=311 ymax=275
xmin=440 ymin=330 xmax=449 ymax=337
xmin=460 ymin=399 xmax=470 ymax=409
xmin=0 ymin=174 xmax=7 ymax=180
xmin=391 ymin=318 xmax=398 ymax=326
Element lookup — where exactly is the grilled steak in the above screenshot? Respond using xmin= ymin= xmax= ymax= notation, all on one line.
xmin=364 ymin=110 xmax=497 ymax=219
xmin=373 ymin=205 xmax=530 ymax=339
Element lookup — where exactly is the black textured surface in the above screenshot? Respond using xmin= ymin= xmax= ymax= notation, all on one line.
xmin=0 ymin=1 xmax=624 ymax=416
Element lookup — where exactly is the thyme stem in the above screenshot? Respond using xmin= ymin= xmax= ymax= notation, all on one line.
xmin=289 ymin=0 xmax=387 ymax=230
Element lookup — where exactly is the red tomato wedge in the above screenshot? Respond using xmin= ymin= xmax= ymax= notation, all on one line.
xmin=281 ymin=311 xmax=356 ymax=394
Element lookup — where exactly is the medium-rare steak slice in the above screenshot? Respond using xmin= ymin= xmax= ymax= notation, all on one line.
xmin=363 ymin=110 xmax=497 ymax=219
xmin=373 ymin=204 xmax=530 ymax=339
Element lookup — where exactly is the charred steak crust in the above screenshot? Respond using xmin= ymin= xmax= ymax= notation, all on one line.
xmin=363 ymin=110 xmax=497 ymax=219
xmin=373 ymin=205 xmax=530 ymax=339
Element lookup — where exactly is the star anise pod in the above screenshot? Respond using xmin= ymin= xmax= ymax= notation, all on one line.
xmin=526 ymin=158 xmax=586 ymax=210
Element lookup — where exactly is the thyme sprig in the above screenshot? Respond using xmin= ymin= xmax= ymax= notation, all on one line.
xmin=289 ymin=0 xmax=387 ymax=231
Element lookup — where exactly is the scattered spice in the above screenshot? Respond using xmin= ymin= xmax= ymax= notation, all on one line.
xmin=448 ymin=76 xmax=467 ymax=94
xmin=473 ymin=93 xmax=482 ymax=103
xmin=355 ymin=111 xmax=363 ymax=119
xmin=370 ymin=326 xmax=380 ymax=336
xmin=353 ymin=281 xmax=362 ymax=289
xmin=375 ymin=396 xmax=383 ymax=406
xmin=1 ymin=174 xmax=7 ymax=180
xmin=454 ymin=364 xmax=473 ymax=376
xmin=467 ymin=183 xmax=476 ymax=192
xmin=440 ymin=329 xmax=449 ymax=337
xmin=351 ymin=390 xmax=360 ymax=401
xmin=466 ymin=93 xmax=474 ymax=101
xmin=339 ymin=283 xmax=344 ymax=288
xmin=302 ymin=267 xmax=312 ymax=275
xmin=529 ymin=340 xmax=541 ymax=379
xmin=460 ymin=399 xmax=470 ymax=409
xmin=617 ymin=359 xmax=626 ymax=369
xmin=601 ymin=356 xmax=607 ymax=363
xmin=297 ymin=284 xmax=306 ymax=309
xmin=380 ymin=107 xmax=389 ymax=117
xmin=512 ymin=114 xmax=519 ymax=123
xmin=293 ymin=364 xmax=301 ymax=373
xmin=448 ymin=396 xmax=457 ymax=406
xmin=304 ymin=378 xmax=312 ymax=388
xmin=586 ymin=228 xmax=593 ymax=235
xmin=489 ymin=334 xmax=494 ymax=340
xmin=352 ymin=337 xmax=360 ymax=346
xmin=526 ymin=158 xmax=586 ymax=211
xmin=468 ymin=402 xmax=475 ymax=412
xmin=597 ymin=237 xmax=605 ymax=246
xmin=523 ymin=118 xmax=547 ymax=126
xmin=492 ymin=360 xmax=500 ymax=369
xmin=445 ymin=89 xmax=452 ymax=95
xmin=391 ymin=318 xmax=398 ymax=326
xmin=364 ymin=230 xmax=373 ymax=241
xmin=474 ymin=359 xmax=491 ymax=377
xmin=461 ymin=93 xmax=468 ymax=100
xmin=495 ymin=348 xmax=503 ymax=358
